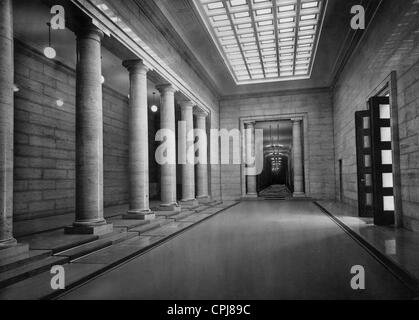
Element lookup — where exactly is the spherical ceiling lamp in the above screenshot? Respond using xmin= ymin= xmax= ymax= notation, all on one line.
xmin=100 ymin=75 xmax=105 ymax=84
xmin=43 ymin=23 xmax=56 ymax=59
xmin=150 ymin=92 xmax=158 ymax=113
xmin=56 ymin=99 xmax=64 ymax=107
xmin=44 ymin=47 xmax=57 ymax=59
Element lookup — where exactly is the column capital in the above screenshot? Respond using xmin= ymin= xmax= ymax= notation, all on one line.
xmin=156 ymin=84 xmax=177 ymax=95
xmin=244 ymin=121 xmax=256 ymax=128
xmin=75 ymin=24 xmax=104 ymax=41
xmin=122 ymin=59 xmax=149 ymax=74
xmin=194 ymin=107 xmax=209 ymax=118
xmin=179 ymin=100 xmax=195 ymax=110
xmin=291 ymin=117 xmax=303 ymax=123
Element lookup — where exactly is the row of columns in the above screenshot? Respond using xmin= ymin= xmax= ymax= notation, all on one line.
xmin=244 ymin=119 xmax=305 ymax=198
xmin=71 ymin=24 xmax=211 ymax=232
xmin=0 ymin=5 xmax=211 ymax=248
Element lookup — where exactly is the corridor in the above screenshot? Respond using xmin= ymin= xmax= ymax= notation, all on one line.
xmin=1 ymin=0 xmax=419 ymax=303
xmin=60 ymin=201 xmax=413 ymax=300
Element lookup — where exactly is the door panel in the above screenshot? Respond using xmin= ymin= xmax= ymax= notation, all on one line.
xmin=369 ymin=96 xmax=395 ymax=226
xmin=355 ymin=111 xmax=373 ymax=218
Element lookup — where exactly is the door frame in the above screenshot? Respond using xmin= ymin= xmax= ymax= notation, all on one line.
xmin=365 ymin=71 xmax=403 ymax=227
xmin=239 ymin=113 xmax=309 ymax=198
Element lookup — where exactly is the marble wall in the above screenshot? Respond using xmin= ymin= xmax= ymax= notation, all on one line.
xmin=220 ymin=90 xmax=335 ymax=201
xmin=333 ymin=0 xmax=419 ymax=232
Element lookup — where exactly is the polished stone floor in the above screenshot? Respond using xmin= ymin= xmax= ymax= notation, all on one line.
xmin=318 ymin=200 xmax=419 ymax=284
xmin=60 ymin=201 xmax=414 ymax=300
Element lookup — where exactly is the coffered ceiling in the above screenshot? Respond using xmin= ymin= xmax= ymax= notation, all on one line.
xmin=151 ymin=0 xmax=381 ymax=97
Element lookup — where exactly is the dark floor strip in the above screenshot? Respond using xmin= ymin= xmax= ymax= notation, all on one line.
xmin=314 ymin=201 xmax=419 ymax=297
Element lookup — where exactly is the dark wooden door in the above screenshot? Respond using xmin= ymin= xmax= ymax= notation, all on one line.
xmin=355 ymin=110 xmax=374 ymax=218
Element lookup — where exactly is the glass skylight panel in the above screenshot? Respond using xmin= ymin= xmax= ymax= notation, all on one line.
xmin=279 ymin=45 xmax=294 ymax=50
xmin=298 ymin=43 xmax=312 ymax=49
xmin=261 ymin=39 xmax=275 ymax=44
xmin=301 ymin=1 xmax=319 ymax=9
xmin=279 ymin=16 xmax=295 ymax=24
xmin=281 ymin=71 xmax=293 ymax=76
xmin=256 ymin=8 xmax=272 ymax=15
xmin=258 ymin=20 xmax=274 ymax=27
xmin=194 ymin=0 xmax=326 ymax=83
xmin=279 ymin=37 xmax=294 ymax=43
xmin=230 ymin=0 xmax=247 ymax=6
xmin=262 ymin=48 xmax=276 ymax=54
xmin=278 ymin=4 xmax=295 ymax=12
xmin=279 ymin=27 xmax=294 ymax=34
xmin=234 ymin=11 xmax=250 ymax=18
xmin=238 ymin=23 xmax=253 ymax=29
xmin=212 ymin=14 xmax=228 ymax=21
xmin=207 ymin=2 xmax=224 ymax=10
xmin=280 ymin=59 xmax=293 ymax=65
xmin=263 ymin=55 xmax=277 ymax=61
xmin=281 ymin=68 xmax=293 ymax=73
xmin=264 ymin=62 xmax=277 ymax=68
xmin=246 ymin=57 xmax=260 ymax=63
xmin=295 ymin=64 xmax=309 ymax=70
xmin=259 ymin=30 xmax=274 ymax=36
xmin=265 ymin=67 xmax=278 ymax=73
xmin=300 ymin=14 xmax=317 ymax=21
xmin=300 ymin=25 xmax=315 ymax=31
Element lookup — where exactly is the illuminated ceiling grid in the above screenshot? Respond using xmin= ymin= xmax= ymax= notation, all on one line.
xmin=194 ymin=0 xmax=326 ymax=84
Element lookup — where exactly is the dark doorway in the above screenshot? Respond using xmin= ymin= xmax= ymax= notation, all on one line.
xmin=255 ymin=121 xmax=293 ymax=199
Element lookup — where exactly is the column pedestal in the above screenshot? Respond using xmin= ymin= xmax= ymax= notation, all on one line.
xmin=180 ymin=199 xmax=200 ymax=209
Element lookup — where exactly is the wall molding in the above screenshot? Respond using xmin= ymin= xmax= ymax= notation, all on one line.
xmin=221 ymin=86 xmax=332 ymax=102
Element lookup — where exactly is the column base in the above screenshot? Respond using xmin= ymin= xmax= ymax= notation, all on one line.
xmin=157 ymin=203 xmax=181 ymax=212
xmin=0 ymin=240 xmax=29 ymax=259
xmin=123 ymin=209 xmax=155 ymax=221
xmin=293 ymin=192 xmax=306 ymax=198
xmin=65 ymin=222 xmax=113 ymax=236
xmin=197 ymin=196 xmax=211 ymax=204
xmin=180 ymin=199 xmax=199 ymax=209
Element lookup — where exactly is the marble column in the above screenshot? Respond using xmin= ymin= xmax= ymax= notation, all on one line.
xmin=179 ymin=101 xmax=198 ymax=207
xmin=66 ymin=25 xmax=113 ymax=235
xmin=0 ymin=0 xmax=28 ymax=257
xmin=195 ymin=110 xmax=209 ymax=200
xmin=245 ymin=122 xmax=258 ymax=197
xmin=123 ymin=60 xmax=155 ymax=220
xmin=292 ymin=118 xmax=305 ymax=197
xmin=156 ymin=85 xmax=180 ymax=212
